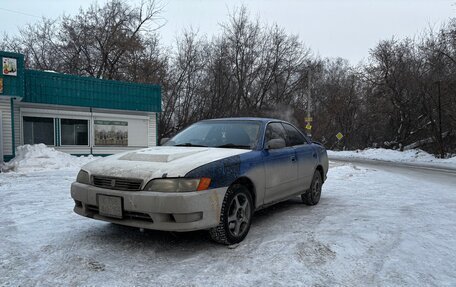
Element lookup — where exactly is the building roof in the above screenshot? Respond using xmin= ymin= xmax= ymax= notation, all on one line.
xmin=1 ymin=50 xmax=161 ymax=113
xmin=24 ymin=70 xmax=161 ymax=113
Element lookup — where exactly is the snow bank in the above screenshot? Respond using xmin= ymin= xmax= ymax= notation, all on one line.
xmin=1 ymin=144 xmax=97 ymax=173
xmin=328 ymin=148 xmax=456 ymax=169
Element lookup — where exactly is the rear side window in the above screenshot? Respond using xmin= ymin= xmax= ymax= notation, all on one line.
xmin=282 ymin=123 xmax=306 ymax=146
xmin=264 ymin=123 xmax=287 ymax=144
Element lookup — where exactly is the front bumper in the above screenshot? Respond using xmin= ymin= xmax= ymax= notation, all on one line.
xmin=71 ymin=182 xmax=227 ymax=232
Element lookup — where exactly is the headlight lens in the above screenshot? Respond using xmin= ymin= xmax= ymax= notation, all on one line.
xmin=76 ymin=170 xmax=90 ymax=184
xmin=143 ymin=178 xmax=211 ymax=192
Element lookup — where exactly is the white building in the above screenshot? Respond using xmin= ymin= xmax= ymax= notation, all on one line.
xmin=0 ymin=51 xmax=161 ymax=162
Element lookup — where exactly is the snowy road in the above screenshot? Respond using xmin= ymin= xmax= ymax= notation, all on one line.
xmin=327 ymin=159 xmax=456 ymax=201
xmin=330 ymin=156 xmax=456 ymax=176
xmin=1 ymin=161 xmax=456 ymax=286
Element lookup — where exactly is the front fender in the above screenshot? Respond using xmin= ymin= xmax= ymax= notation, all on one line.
xmin=185 ymin=155 xmax=242 ymax=189
xmin=185 ymin=151 xmax=265 ymax=209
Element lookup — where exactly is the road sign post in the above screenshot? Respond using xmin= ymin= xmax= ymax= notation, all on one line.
xmin=306 ymin=71 xmax=312 ymax=137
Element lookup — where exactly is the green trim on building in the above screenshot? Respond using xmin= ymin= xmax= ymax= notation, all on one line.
xmin=71 ymin=153 xmax=112 ymax=157
xmin=55 ymin=118 xmax=60 ymax=146
xmin=10 ymin=97 xmax=15 ymax=157
xmin=3 ymin=155 xmax=14 ymax=162
xmin=24 ymin=70 xmax=161 ymax=112
xmin=156 ymin=112 xmax=159 ymax=146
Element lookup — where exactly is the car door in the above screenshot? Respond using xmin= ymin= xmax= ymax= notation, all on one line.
xmin=263 ymin=122 xmax=299 ymax=204
xmin=282 ymin=123 xmax=317 ymax=191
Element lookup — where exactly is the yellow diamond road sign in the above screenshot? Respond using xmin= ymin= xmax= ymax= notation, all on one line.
xmin=305 ymin=123 xmax=312 ymax=130
xmin=336 ymin=132 xmax=343 ymax=140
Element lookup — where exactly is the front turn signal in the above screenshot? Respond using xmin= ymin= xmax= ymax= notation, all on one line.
xmin=197 ymin=177 xmax=212 ymax=191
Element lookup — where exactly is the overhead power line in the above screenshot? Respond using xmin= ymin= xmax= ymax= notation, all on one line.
xmin=0 ymin=7 xmax=41 ymax=18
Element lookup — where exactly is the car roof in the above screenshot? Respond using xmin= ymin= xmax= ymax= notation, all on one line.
xmin=201 ymin=117 xmax=287 ymax=124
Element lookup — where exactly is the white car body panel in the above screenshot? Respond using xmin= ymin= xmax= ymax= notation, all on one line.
xmin=81 ymin=146 xmax=250 ymax=182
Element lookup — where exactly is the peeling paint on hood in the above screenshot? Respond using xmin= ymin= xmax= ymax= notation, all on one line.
xmin=119 ymin=147 xmax=209 ymax=163
xmin=81 ymin=146 xmax=251 ymax=181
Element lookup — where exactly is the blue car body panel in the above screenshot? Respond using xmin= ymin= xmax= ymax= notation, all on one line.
xmin=185 ymin=118 xmax=328 ymax=209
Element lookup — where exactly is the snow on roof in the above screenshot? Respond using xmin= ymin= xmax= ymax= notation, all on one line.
xmin=1 ymin=144 xmax=97 ymax=173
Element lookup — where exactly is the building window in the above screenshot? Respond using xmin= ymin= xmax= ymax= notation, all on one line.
xmin=23 ymin=116 xmax=54 ymax=145
xmin=61 ymin=119 xmax=89 ymax=146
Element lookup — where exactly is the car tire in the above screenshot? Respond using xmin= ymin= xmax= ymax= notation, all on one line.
xmin=209 ymin=184 xmax=253 ymax=245
xmin=301 ymin=171 xmax=322 ymax=206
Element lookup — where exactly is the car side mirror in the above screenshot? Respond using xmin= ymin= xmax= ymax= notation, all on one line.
xmin=160 ymin=138 xmax=170 ymax=146
xmin=265 ymin=138 xmax=286 ymax=150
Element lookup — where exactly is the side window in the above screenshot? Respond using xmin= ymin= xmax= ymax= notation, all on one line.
xmin=282 ymin=123 xmax=306 ymax=146
xmin=265 ymin=123 xmax=287 ymax=144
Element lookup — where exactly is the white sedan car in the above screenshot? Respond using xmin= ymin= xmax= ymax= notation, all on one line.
xmin=71 ymin=118 xmax=328 ymax=244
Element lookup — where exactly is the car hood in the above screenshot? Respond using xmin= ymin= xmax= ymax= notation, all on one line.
xmin=81 ymin=146 xmax=251 ymax=181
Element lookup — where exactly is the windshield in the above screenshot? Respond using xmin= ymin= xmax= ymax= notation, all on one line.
xmin=165 ymin=121 xmax=261 ymax=149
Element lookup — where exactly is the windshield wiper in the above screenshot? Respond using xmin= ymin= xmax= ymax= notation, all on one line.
xmin=174 ymin=143 xmax=208 ymax=147
xmin=216 ymin=144 xmax=251 ymax=149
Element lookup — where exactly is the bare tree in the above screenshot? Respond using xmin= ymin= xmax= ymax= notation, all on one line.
xmin=9 ymin=0 xmax=164 ymax=81
xmin=3 ymin=1 xmax=455 ymax=155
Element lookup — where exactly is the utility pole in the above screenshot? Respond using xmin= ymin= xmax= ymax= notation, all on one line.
xmin=437 ymin=80 xmax=444 ymax=158
xmin=306 ymin=71 xmax=312 ymax=138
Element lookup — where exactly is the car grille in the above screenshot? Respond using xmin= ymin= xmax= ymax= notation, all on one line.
xmin=92 ymin=176 xmax=143 ymax=191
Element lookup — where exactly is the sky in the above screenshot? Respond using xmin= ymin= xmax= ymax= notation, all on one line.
xmin=0 ymin=0 xmax=455 ymax=64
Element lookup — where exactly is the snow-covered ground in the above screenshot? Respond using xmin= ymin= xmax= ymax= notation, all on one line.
xmin=328 ymin=148 xmax=456 ymax=169
xmin=1 ymin=147 xmax=456 ymax=286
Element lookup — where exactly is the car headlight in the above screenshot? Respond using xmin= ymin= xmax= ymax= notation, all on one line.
xmin=143 ymin=178 xmax=211 ymax=192
xmin=76 ymin=170 xmax=90 ymax=184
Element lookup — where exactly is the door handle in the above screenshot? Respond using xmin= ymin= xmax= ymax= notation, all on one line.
xmin=291 ymin=156 xmax=297 ymax=162
xmin=312 ymin=153 xmax=317 ymax=158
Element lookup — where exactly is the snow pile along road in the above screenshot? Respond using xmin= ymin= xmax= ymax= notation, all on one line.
xmin=1 ymin=144 xmax=97 ymax=173
xmin=328 ymin=148 xmax=456 ymax=169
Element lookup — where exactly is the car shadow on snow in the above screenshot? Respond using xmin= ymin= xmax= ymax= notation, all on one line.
xmin=96 ymin=223 xmax=211 ymax=246
xmin=252 ymin=195 xmax=338 ymax=225
xmin=76 ymin=196 xmax=337 ymax=249
xmin=253 ymin=197 xmax=305 ymax=220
